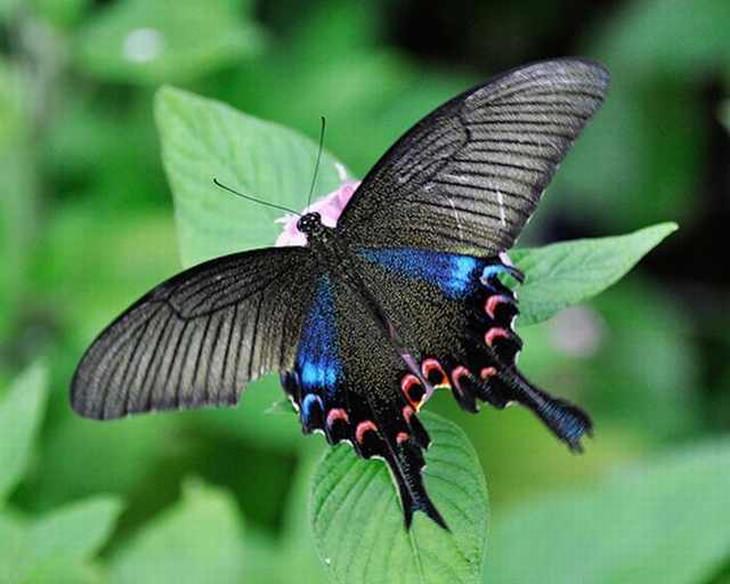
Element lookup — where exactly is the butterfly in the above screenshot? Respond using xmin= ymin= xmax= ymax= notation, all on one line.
xmin=71 ymin=58 xmax=609 ymax=529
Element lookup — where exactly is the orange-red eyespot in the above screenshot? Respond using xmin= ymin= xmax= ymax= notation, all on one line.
xmin=396 ymin=432 xmax=410 ymax=444
xmin=485 ymin=327 xmax=510 ymax=347
xmin=402 ymin=405 xmax=414 ymax=424
xmin=480 ymin=366 xmax=497 ymax=380
xmin=355 ymin=420 xmax=378 ymax=444
xmin=422 ymin=358 xmax=449 ymax=387
xmin=485 ymin=295 xmax=512 ymax=319
xmin=326 ymin=408 xmax=349 ymax=428
xmin=400 ymin=374 xmax=425 ymax=408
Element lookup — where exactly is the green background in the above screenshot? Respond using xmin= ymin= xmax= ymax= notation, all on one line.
xmin=1 ymin=0 xmax=729 ymax=582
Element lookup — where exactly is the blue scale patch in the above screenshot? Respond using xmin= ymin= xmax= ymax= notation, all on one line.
xmin=296 ymin=277 xmax=341 ymax=399
xmin=481 ymin=265 xmax=509 ymax=280
xmin=358 ymin=247 xmax=482 ymax=298
xmin=480 ymin=264 xmax=523 ymax=288
xmin=301 ymin=393 xmax=324 ymax=424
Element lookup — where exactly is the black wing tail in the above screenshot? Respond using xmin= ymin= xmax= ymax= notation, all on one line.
xmin=284 ymin=367 xmax=448 ymax=530
xmin=356 ymin=405 xmax=448 ymax=530
xmin=385 ymin=438 xmax=448 ymax=530
xmin=500 ymin=369 xmax=593 ymax=451
xmin=457 ymin=259 xmax=593 ymax=452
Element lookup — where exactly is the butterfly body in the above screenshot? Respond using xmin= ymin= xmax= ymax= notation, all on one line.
xmin=71 ymin=59 xmax=609 ymax=528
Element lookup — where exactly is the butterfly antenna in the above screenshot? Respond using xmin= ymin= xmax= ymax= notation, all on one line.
xmin=305 ymin=115 xmax=327 ymax=210
xmin=212 ymin=178 xmax=301 ymax=216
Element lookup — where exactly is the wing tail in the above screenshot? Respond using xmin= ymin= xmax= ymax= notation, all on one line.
xmin=385 ymin=439 xmax=448 ymax=530
xmin=500 ymin=368 xmax=593 ymax=451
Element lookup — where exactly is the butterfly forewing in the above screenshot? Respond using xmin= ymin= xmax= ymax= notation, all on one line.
xmin=72 ymin=247 xmax=318 ymax=419
xmin=337 ymin=59 xmax=609 ymax=254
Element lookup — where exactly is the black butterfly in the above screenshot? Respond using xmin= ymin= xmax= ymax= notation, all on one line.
xmin=72 ymin=59 xmax=609 ymax=529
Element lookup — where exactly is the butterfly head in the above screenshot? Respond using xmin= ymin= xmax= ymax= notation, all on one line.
xmin=297 ymin=212 xmax=324 ymax=238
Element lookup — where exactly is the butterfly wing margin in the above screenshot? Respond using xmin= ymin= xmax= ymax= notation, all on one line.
xmin=72 ymin=247 xmax=317 ymax=419
xmin=337 ymin=58 xmax=609 ymax=254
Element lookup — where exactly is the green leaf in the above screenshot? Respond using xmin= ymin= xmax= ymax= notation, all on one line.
xmin=109 ymin=480 xmax=245 ymax=583
xmin=311 ymin=411 xmax=488 ymax=584
xmin=155 ymin=86 xmax=347 ymax=267
xmin=0 ymin=364 xmax=48 ymax=504
xmin=488 ymin=439 xmax=730 ymax=583
xmin=0 ymin=496 xmax=122 ymax=583
xmin=0 ymin=512 xmax=27 ymax=582
xmin=74 ymin=0 xmax=264 ymax=85
xmin=27 ymin=497 xmax=123 ymax=565
xmin=512 ymin=222 xmax=678 ymax=326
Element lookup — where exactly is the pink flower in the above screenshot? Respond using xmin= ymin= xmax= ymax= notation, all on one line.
xmin=275 ymin=180 xmax=360 ymax=247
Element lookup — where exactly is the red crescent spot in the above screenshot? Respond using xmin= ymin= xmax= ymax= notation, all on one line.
xmin=326 ymin=408 xmax=349 ymax=427
xmin=396 ymin=432 xmax=410 ymax=444
xmin=355 ymin=420 xmax=378 ymax=444
xmin=480 ymin=366 xmax=497 ymax=379
xmin=400 ymin=374 xmax=423 ymax=407
xmin=485 ymin=327 xmax=510 ymax=347
xmin=485 ymin=294 xmax=511 ymax=319
xmin=421 ymin=358 xmax=447 ymax=386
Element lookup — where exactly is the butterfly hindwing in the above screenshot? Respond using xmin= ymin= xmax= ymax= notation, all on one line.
xmin=337 ymin=59 xmax=609 ymax=255
xmin=281 ymin=273 xmax=447 ymax=528
xmin=72 ymin=247 xmax=318 ymax=419
xmin=355 ymin=246 xmax=592 ymax=451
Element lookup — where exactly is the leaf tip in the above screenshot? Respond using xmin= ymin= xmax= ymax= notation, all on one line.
xmin=656 ymin=220 xmax=679 ymax=236
xmin=153 ymin=85 xmax=197 ymax=126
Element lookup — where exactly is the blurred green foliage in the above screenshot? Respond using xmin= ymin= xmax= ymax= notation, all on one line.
xmin=1 ymin=0 xmax=728 ymax=582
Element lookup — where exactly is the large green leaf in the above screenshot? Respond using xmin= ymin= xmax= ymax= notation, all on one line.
xmin=0 ymin=364 xmax=48 ymax=504
xmin=512 ymin=222 xmax=677 ymax=326
xmin=155 ymin=86 xmax=347 ymax=267
xmin=0 ymin=496 xmax=122 ymax=583
xmin=488 ymin=438 xmax=730 ymax=583
xmin=109 ymin=480 xmax=245 ymax=583
xmin=74 ymin=0 xmax=263 ymax=84
xmin=311 ymin=412 xmax=488 ymax=584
